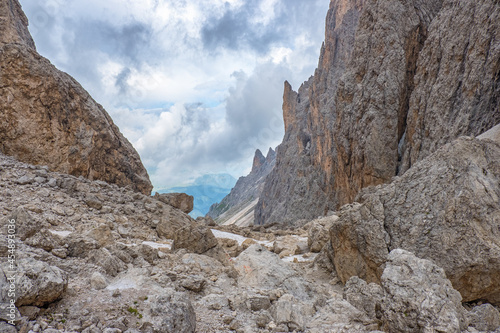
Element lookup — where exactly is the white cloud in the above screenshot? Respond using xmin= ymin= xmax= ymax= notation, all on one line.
xmin=19 ymin=0 xmax=329 ymax=189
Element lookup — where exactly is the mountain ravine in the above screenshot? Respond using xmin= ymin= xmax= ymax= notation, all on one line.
xmin=1 ymin=0 xmax=500 ymax=332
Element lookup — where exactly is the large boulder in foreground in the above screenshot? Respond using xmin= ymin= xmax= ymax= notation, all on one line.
xmin=0 ymin=0 xmax=152 ymax=195
xmin=380 ymin=249 xmax=467 ymax=332
xmin=330 ymin=136 xmax=500 ymax=304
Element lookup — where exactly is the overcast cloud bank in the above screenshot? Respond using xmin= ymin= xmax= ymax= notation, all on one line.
xmin=20 ymin=0 xmax=328 ymax=189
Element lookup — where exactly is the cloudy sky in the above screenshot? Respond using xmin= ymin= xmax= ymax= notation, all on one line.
xmin=20 ymin=0 xmax=329 ymax=190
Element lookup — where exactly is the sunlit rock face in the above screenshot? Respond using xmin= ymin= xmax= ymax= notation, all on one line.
xmin=256 ymin=0 xmax=500 ymax=225
xmin=0 ymin=0 xmax=152 ymax=195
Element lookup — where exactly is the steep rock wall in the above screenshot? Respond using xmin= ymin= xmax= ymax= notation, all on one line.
xmin=256 ymin=0 xmax=499 ymax=225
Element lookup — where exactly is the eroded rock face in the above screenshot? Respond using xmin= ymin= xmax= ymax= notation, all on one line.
xmin=330 ymin=137 xmax=500 ymax=304
xmin=256 ymin=0 xmax=500 ymax=226
xmin=0 ymin=0 xmax=152 ymax=195
xmin=256 ymin=0 xmax=366 ymax=225
xmin=400 ymin=0 xmax=500 ymax=173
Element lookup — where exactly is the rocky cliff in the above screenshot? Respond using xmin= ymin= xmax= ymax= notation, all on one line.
xmin=329 ymin=133 xmax=500 ymax=305
xmin=208 ymin=148 xmax=276 ymax=226
xmin=256 ymin=0 xmax=500 ymax=225
xmin=0 ymin=0 xmax=153 ymax=195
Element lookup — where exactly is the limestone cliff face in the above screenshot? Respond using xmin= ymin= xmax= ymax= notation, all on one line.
xmin=256 ymin=0 xmax=500 ymax=225
xmin=400 ymin=0 xmax=500 ymax=173
xmin=256 ymin=0 xmax=365 ymax=225
xmin=0 ymin=0 xmax=153 ymax=195
xmin=208 ymin=148 xmax=275 ymax=225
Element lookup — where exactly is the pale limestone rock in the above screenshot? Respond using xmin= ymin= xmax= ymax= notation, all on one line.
xmin=147 ymin=289 xmax=196 ymax=333
xmin=172 ymin=223 xmax=218 ymax=255
xmin=380 ymin=249 xmax=467 ymax=332
xmin=234 ymin=245 xmax=309 ymax=299
xmin=467 ymin=304 xmax=500 ymax=332
xmin=1 ymin=257 xmax=67 ymax=307
xmin=307 ymin=216 xmax=338 ymax=253
xmin=90 ymin=272 xmax=108 ymax=290
xmin=343 ymin=276 xmax=383 ymax=320
xmin=270 ymin=294 xmax=315 ymax=332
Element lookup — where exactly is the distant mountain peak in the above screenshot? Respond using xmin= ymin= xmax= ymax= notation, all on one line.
xmin=251 ymin=149 xmax=266 ymax=173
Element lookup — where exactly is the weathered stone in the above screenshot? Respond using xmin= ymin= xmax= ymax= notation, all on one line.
xmin=307 ymin=216 xmax=337 ymax=253
xmin=87 ymin=248 xmax=126 ymax=277
xmin=467 ymin=304 xmax=500 ymax=332
xmin=234 ymin=245 xmax=309 ymax=299
xmin=0 ymin=207 xmax=38 ymax=241
xmin=18 ymin=305 xmax=40 ymax=320
xmin=0 ymin=257 xmax=67 ymax=307
xmin=156 ymin=208 xmax=194 ymax=240
xmin=247 ymin=295 xmax=271 ymax=312
xmin=154 ymin=193 xmax=194 ymax=214
xmin=331 ymin=137 xmax=500 ymax=304
xmin=15 ymin=175 xmax=33 ymax=185
xmin=218 ymin=238 xmax=241 ymax=257
xmin=0 ymin=322 xmax=16 ymax=333
xmin=180 ymin=275 xmax=206 ymax=292
xmin=343 ymin=276 xmax=383 ymax=320
xmin=0 ymin=0 xmax=152 ymax=195
xmin=270 ymin=294 xmax=315 ymax=331
xmin=172 ymin=223 xmax=218 ymax=254
xmin=200 ymin=294 xmax=229 ymax=311
xmin=90 ymin=272 xmax=108 ymax=290
xmin=148 ymin=289 xmax=196 ymax=333
xmin=380 ymin=249 xmax=467 ymax=332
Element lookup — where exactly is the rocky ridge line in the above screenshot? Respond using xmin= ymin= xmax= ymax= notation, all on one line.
xmin=0 ymin=0 xmax=153 ymax=195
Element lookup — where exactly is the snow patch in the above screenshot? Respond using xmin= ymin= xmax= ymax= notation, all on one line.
xmin=106 ymin=278 xmax=138 ymax=291
xmin=48 ymin=230 xmax=72 ymax=238
xmin=211 ymin=229 xmax=249 ymax=246
xmin=142 ymin=241 xmax=172 ymax=250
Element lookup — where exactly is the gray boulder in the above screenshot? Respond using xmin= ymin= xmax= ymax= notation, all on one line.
xmin=467 ymin=304 xmax=500 ymax=332
xmin=1 ymin=257 xmax=67 ymax=307
xmin=380 ymin=249 xmax=466 ymax=332
xmin=147 ymin=289 xmax=196 ymax=333
xmin=172 ymin=223 xmax=218 ymax=254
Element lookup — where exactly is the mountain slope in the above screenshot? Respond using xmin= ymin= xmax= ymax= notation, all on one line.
xmin=0 ymin=0 xmax=152 ymax=195
xmin=208 ymin=148 xmax=276 ymax=225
